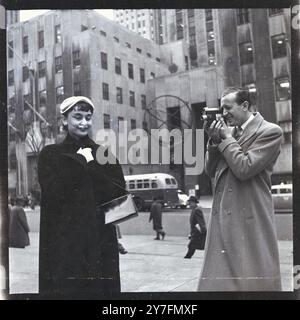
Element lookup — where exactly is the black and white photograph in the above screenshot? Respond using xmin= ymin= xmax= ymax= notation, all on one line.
xmin=0 ymin=1 xmax=299 ymax=302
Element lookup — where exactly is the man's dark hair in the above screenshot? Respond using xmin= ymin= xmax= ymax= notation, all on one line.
xmin=221 ymin=87 xmax=251 ymax=108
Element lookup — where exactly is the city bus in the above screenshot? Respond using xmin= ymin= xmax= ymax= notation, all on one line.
xmin=124 ymin=173 xmax=179 ymax=211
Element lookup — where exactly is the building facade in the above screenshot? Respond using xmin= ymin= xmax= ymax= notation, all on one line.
xmin=7 ymin=8 xmax=291 ymax=197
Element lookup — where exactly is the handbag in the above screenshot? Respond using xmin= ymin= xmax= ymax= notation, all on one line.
xmin=96 ymin=193 xmax=138 ymax=225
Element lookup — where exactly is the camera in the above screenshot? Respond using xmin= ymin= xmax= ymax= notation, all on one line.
xmin=200 ymin=107 xmax=224 ymax=127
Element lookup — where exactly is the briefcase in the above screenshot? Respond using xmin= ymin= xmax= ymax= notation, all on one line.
xmin=96 ymin=193 xmax=138 ymax=225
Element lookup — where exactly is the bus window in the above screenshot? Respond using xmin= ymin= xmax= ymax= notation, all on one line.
xmin=143 ymin=179 xmax=150 ymax=188
xmin=137 ymin=180 xmax=143 ymax=189
xmin=129 ymin=180 xmax=135 ymax=189
xmin=171 ymin=178 xmax=176 ymax=185
xmin=165 ymin=178 xmax=171 ymax=185
xmin=151 ymin=181 xmax=158 ymax=189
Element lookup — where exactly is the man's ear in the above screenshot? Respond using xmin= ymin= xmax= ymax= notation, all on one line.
xmin=242 ymin=101 xmax=249 ymax=111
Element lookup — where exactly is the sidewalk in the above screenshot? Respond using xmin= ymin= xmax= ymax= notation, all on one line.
xmin=9 ymin=232 xmax=293 ymax=294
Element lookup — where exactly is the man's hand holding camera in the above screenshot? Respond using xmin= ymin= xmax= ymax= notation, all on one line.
xmin=205 ymin=119 xmax=231 ymax=145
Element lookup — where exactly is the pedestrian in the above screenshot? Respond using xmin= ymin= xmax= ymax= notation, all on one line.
xmin=149 ymin=198 xmax=166 ymax=240
xmin=184 ymin=196 xmax=206 ymax=259
xmin=38 ymin=96 xmax=126 ymax=297
xmin=9 ymin=196 xmax=30 ymax=249
xmin=198 ymin=87 xmax=283 ymax=291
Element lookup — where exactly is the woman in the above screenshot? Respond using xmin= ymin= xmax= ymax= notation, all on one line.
xmin=184 ymin=196 xmax=207 ymax=259
xmin=9 ymin=196 xmax=30 ymax=249
xmin=38 ymin=96 xmax=126 ymax=297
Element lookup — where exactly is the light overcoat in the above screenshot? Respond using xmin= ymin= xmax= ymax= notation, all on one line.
xmin=198 ymin=112 xmax=283 ymax=291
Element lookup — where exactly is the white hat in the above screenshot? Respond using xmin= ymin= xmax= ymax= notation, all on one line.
xmin=60 ymin=96 xmax=95 ymax=115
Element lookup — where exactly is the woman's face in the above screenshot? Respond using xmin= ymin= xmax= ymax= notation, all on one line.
xmin=63 ymin=107 xmax=93 ymax=139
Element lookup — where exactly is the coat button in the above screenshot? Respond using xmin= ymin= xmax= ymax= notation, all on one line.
xmin=226 ymin=210 xmax=231 ymax=215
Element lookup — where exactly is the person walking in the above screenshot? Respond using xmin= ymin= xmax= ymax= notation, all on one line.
xmin=184 ymin=196 xmax=207 ymax=259
xmin=149 ymin=198 xmax=166 ymax=240
xmin=9 ymin=196 xmax=30 ymax=249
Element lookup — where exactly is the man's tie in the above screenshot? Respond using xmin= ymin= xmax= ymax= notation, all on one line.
xmin=234 ymin=126 xmax=243 ymax=139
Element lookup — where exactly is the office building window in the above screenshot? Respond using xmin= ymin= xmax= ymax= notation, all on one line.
xmin=239 ymin=42 xmax=254 ymax=65
xmin=140 ymin=68 xmax=145 ymax=83
xmin=55 ymin=25 xmax=62 ymax=43
xmin=147 ymin=52 xmax=152 ymax=58
xmin=100 ymin=30 xmax=107 ymax=37
xmin=56 ymin=86 xmax=64 ymax=104
xmin=23 ymin=94 xmax=32 ymax=110
xmin=206 ymin=21 xmax=214 ymax=32
xmin=113 ymin=36 xmax=120 ymax=43
xmin=185 ymin=56 xmax=189 ymax=70
xmin=39 ymin=90 xmax=47 ymax=106
xmin=8 ymin=70 xmax=14 ymax=86
xmin=8 ymin=97 xmax=15 ymax=113
xmin=115 ymin=58 xmax=121 ymax=75
xmin=103 ymin=114 xmax=111 ymax=129
xmin=55 ymin=56 xmax=63 ymax=73
xmin=141 ymin=94 xmax=147 ymax=109
xmin=38 ymin=30 xmax=44 ymax=48
xmin=269 ymin=8 xmax=283 ymax=16
xmin=38 ymin=61 xmax=46 ymax=78
xmin=136 ymin=48 xmax=142 ymax=54
xmin=125 ymin=42 xmax=131 ymax=48
xmin=142 ymin=121 xmax=148 ymax=131
xmin=23 ymin=36 xmax=28 ymax=53
xmin=101 ymin=52 xmax=108 ymax=70
xmin=131 ymin=119 xmax=136 ymax=130
xmin=116 ymin=87 xmax=123 ymax=104
xmin=74 ymin=82 xmax=81 ymax=96
xmin=118 ymin=116 xmax=124 ymax=132
xmin=236 ymin=9 xmax=250 ymax=25
xmin=275 ymin=77 xmax=290 ymax=101
xmin=128 ymin=63 xmax=134 ymax=79
xmin=188 ymin=9 xmax=195 ymax=17
xmin=207 ymin=41 xmax=215 ymax=56
xmin=102 ymin=83 xmax=109 ymax=100
xmin=129 ymin=91 xmax=135 ymax=107
xmin=150 ymin=72 xmax=155 ymax=79
xmin=138 ymin=21 xmax=141 ymax=28
xmin=271 ymin=34 xmax=287 ymax=59
xmin=22 ymin=66 xmax=29 ymax=82
xmin=73 ymin=50 xmax=80 ymax=68
xmin=205 ymin=9 xmax=213 ymax=21
xmin=8 ymin=41 xmax=13 ymax=58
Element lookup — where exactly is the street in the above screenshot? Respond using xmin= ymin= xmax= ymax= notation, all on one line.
xmin=9 ymin=232 xmax=293 ymax=294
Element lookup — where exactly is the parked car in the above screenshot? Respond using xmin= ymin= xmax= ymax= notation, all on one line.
xmin=271 ymin=183 xmax=293 ymax=213
xmin=177 ymin=190 xmax=189 ymax=209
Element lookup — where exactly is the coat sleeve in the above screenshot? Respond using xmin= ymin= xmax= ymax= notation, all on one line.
xmin=18 ymin=208 xmax=30 ymax=233
xmin=204 ymin=139 xmax=222 ymax=178
xmin=217 ymin=125 xmax=283 ymax=181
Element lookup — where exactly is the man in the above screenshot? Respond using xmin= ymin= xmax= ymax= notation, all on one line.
xmin=184 ymin=196 xmax=206 ymax=259
xmin=38 ymin=96 xmax=126 ymax=297
xmin=149 ymin=198 xmax=166 ymax=240
xmin=198 ymin=87 xmax=283 ymax=291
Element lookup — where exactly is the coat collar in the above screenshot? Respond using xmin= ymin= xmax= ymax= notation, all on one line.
xmin=61 ymin=133 xmax=96 ymax=150
xmin=234 ymin=112 xmax=264 ymax=146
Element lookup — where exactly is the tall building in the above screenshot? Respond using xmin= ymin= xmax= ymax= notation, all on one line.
xmin=113 ymin=9 xmax=156 ymax=42
xmin=7 ymin=9 xmax=291 ymax=197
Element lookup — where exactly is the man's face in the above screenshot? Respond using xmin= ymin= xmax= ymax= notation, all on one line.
xmin=189 ymin=201 xmax=197 ymax=209
xmin=63 ymin=107 xmax=93 ymax=139
xmin=221 ymin=92 xmax=247 ymax=127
